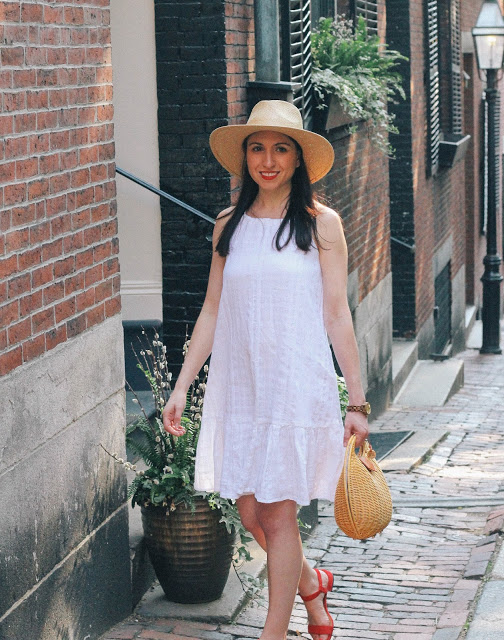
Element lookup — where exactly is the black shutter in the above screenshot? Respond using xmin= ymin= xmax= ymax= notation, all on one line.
xmin=312 ymin=0 xmax=336 ymax=27
xmin=450 ymin=0 xmax=463 ymax=134
xmin=425 ymin=0 xmax=440 ymax=175
xmin=281 ymin=0 xmax=313 ymax=128
xmin=353 ymin=0 xmax=378 ymax=35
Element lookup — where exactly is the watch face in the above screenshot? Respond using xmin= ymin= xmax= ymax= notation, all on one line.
xmin=364 ymin=402 xmax=371 ymax=415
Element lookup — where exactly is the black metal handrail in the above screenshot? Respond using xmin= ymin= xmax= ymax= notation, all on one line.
xmin=116 ymin=166 xmax=216 ymax=226
xmin=391 ymin=236 xmax=415 ymax=253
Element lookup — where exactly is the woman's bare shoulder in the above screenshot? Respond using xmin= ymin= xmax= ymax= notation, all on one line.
xmin=313 ymin=203 xmax=343 ymax=242
xmin=216 ymin=206 xmax=234 ymax=221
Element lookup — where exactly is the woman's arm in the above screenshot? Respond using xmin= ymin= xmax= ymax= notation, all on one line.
xmin=316 ymin=206 xmax=369 ymax=447
xmin=162 ymin=208 xmax=230 ymax=434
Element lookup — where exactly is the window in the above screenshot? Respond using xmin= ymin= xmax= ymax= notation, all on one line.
xmin=280 ymin=0 xmax=313 ymax=128
xmin=425 ymin=0 xmax=441 ymax=175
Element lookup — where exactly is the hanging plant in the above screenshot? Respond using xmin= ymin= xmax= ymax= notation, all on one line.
xmin=311 ymin=16 xmax=408 ymax=155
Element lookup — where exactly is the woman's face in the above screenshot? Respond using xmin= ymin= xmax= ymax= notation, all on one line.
xmin=245 ymin=131 xmax=300 ymax=192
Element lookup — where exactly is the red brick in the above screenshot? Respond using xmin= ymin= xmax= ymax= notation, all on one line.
xmin=6 ymin=136 xmax=28 ymax=159
xmin=54 ymin=256 xmax=75 ymax=278
xmin=46 ymin=194 xmax=67 ymax=217
xmin=43 ymin=6 xmax=64 ymax=24
xmin=37 ymin=110 xmax=58 ymax=130
xmin=0 ymin=300 xmax=19 ymax=326
xmin=18 ymin=247 xmax=41 ymax=271
xmin=27 ymin=90 xmax=48 ymax=110
xmin=23 ymin=334 xmax=46 ymax=362
xmin=55 ymin=297 xmax=75 ymax=323
xmin=64 ymin=272 xmax=85 ymax=295
xmin=66 ymin=312 xmax=86 ymax=338
xmin=95 ymin=279 xmax=112 ymax=303
xmin=28 ymin=179 xmax=50 ymax=200
xmin=47 ymin=47 xmax=67 ymax=66
xmin=16 ymin=157 xmax=38 ymax=179
xmin=0 ymin=282 xmax=7 ymax=304
xmin=93 ymin=242 xmax=111 ymax=262
xmin=41 ymin=239 xmax=63 ymax=261
xmin=42 ymin=281 xmax=64 ymax=305
xmin=8 ymin=318 xmax=31 ymax=345
xmin=80 ymin=146 xmax=99 ymax=165
xmin=105 ymin=294 xmax=121 ymax=317
xmin=6 ymin=228 xmax=29 ymax=253
xmin=26 ymin=46 xmax=47 ymax=66
xmin=63 ymin=230 xmax=84 ymax=253
xmin=86 ymin=302 xmax=104 ymax=328
xmin=51 ymin=213 xmax=71 ymax=238
xmin=64 ymin=7 xmax=84 ymax=25
xmin=72 ymin=209 xmax=91 ymax=231
xmin=19 ymin=290 xmax=42 ymax=317
xmin=12 ymin=69 xmax=36 ymax=89
xmin=32 ymin=307 xmax=54 ymax=333
xmin=49 ymin=172 xmax=70 ymax=194
xmin=61 ymin=150 xmax=78 ymax=170
xmin=0 ymin=346 xmax=22 ymax=376
xmin=0 ymin=115 xmax=14 ymax=136
xmin=0 ymin=329 xmax=6 ymax=351
xmin=32 ymin=264 xmax=54 ymax=289
xmin=39 ymin=153 xmax=60 ymax=175
xmin=46 ymin=324 xmax=66 ymax=350
xmin=84 ymin=264 xmax=103 ymax=288
xmin=0 ymin=161 xmax=16 ymax=182
xmin=30 ymin=132 xmax=50 ymax=155
xmin=21 ymin=3 xmax=43 ymax=23
xmin=1 ymin=46 xmax=24 ymax=66
xmin=8 ymin=273 xmax=31 ymax=299
xmin=11 ymin=203 xmax=36 ymax=228
xmin=4 ymin=183 xmax=26 ymax=206
xmin=30 ymin=222 xmax=51 ymax=245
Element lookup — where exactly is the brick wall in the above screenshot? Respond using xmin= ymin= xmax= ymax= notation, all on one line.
xmin=319 ymin=125 xmax=390 ymax=302
xmin=224 ymin=0 xmax=254 ymax=196
xmin=0 ymin=0 xmax=119 ymax=377
xmin=154 ymin=0 xmax=230 ymax=370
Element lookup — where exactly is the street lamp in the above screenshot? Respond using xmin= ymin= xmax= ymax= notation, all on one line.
xmin=472 ymin=0 xmax=504 ymax=354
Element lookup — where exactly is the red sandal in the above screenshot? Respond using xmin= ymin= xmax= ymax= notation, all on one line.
xmin=299 ymin=568 xmax=334 ymax=640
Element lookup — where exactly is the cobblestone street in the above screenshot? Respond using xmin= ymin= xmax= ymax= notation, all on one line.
xmin=101 ymin=338 xmax=504 ymax=640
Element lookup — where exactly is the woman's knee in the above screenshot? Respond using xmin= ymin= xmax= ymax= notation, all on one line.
xmin=236 ymin=495 xmax=262 ymax=534
xmin=256 ymin=500 xmax=298 ymax=538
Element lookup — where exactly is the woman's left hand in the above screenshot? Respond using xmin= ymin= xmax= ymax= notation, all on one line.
xmin=343 ymin=411 xmax=369 ymax=448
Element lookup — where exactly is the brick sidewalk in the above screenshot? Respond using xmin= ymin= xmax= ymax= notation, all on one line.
xmin=101 ymin=341 xmax=504 ymax=640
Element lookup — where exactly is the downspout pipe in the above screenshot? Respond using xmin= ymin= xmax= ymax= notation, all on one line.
xmin=254 ymin=0 xmax=280 ymax=82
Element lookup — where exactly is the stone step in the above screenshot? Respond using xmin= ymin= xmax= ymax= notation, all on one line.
xmin=393 ymin=358 xmax=464 ymax=407
xmin=391 ymin=339 xmax=418 ymax=400
xmin=379 ymin=429 xmax=447 ymax=473
xmin=465 ymin=304 xmax=477 ymax=342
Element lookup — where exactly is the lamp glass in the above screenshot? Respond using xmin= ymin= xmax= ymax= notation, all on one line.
xmin=472 ymin=0 xmax=504 ymax=70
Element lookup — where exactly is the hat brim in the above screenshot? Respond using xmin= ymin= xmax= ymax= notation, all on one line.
xmin=209 ymin=124 xmax=335 ymax=184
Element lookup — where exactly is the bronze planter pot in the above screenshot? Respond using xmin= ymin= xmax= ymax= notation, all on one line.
xmin=141 ymin=498 xmax=235 ymax=604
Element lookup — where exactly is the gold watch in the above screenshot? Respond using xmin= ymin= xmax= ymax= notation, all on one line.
xmin=346 ymin=402 xmax=371 ymax=416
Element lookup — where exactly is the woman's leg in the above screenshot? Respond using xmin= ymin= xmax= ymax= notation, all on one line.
xmin=255 ymin=499 xmax=303 ymax=640
xmin=236 ymin=496 xmax=333 ymax=640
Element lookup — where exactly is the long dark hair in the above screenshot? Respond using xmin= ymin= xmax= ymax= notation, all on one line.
xmin=215 ymin=137 xmax=321 ymax=256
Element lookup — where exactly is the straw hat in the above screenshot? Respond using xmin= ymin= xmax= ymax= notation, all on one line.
xmin=209 ymin=100 xmax=334 ymax=183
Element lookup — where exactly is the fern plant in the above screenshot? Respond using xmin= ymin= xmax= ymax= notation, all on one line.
xmin=311 ymin=16 xmax=407 ymax=155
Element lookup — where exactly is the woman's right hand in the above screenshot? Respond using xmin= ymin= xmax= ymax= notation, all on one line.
xmin=162 ymin=388 xmax=188 ymax=436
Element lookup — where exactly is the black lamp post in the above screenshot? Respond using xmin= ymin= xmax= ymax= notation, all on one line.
xmin=473 ymin=0 xmax=504 ymax=354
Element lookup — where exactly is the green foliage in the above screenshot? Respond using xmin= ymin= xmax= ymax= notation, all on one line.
xmin=311 ymin=16 xmax=407 ymax=156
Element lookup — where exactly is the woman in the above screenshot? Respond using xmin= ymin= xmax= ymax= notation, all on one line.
xmin=163 ymin=100 xmax=369 ymax=640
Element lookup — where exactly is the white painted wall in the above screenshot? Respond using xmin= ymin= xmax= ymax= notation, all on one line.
xmin=110 ymin=0 xmax=162 ymax=321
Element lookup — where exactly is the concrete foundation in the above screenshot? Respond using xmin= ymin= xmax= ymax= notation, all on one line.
xmin=0 ymin=316 xmax=131 ymax=640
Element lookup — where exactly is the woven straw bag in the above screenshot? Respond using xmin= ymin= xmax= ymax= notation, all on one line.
xmin=334 ymin=434 xmax=393 ymax=539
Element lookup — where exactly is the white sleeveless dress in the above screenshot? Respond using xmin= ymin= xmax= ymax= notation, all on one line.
xmin=194 ymin=214 xmax=344 ymax=505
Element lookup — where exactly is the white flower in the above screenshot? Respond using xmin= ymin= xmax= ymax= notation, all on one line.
xmin=154 ymin=332 xmax=159 ymax=339
xmin=132 ymin=398 xmax=139 ymax=404
xmin=136 ymin=470 xmax=144 ymax=477
xmin=153 ymin=479 xmax=159 ymax=485
xmin=163 ymin=466 xmax=172 ymax=474
xmin=155 ymin=436 xmax=161 ymax=443
xmin=140 ymin=350 xmax=145 ymax=356
xmin=195 ymin=413 xmax=201 ymax=420
xmin=118 ymin=458 xmax=124 ymax=464
xmin=167 ymin=372 xmax=172 ymax=381
xmin=146 ymin=350 xmax=152 ymax=356
xmin=132 ymin=465 xmax=137 ymax=471
xmin=204 ymin=365 xmax=209 ymax=373
xmin=162 ymin=346 xmax=167 ymax=353
xmin=167 ymin=453 xmax=174 ymax=460
xmin=170 ymin=503 xmax=176 ymax=511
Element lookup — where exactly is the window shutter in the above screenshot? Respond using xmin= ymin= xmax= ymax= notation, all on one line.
xmin=281 ymin=0 xmax=313 ymax=128
xmin=450 ymin=0 xmax=463 ymax=134
xmin=354 ymin=0 xmax=378 ymax=35
xmin=425 ymin=0 xmax=440 ymax=175
xmin=312 ymin=0 xmax=336 ymax=27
